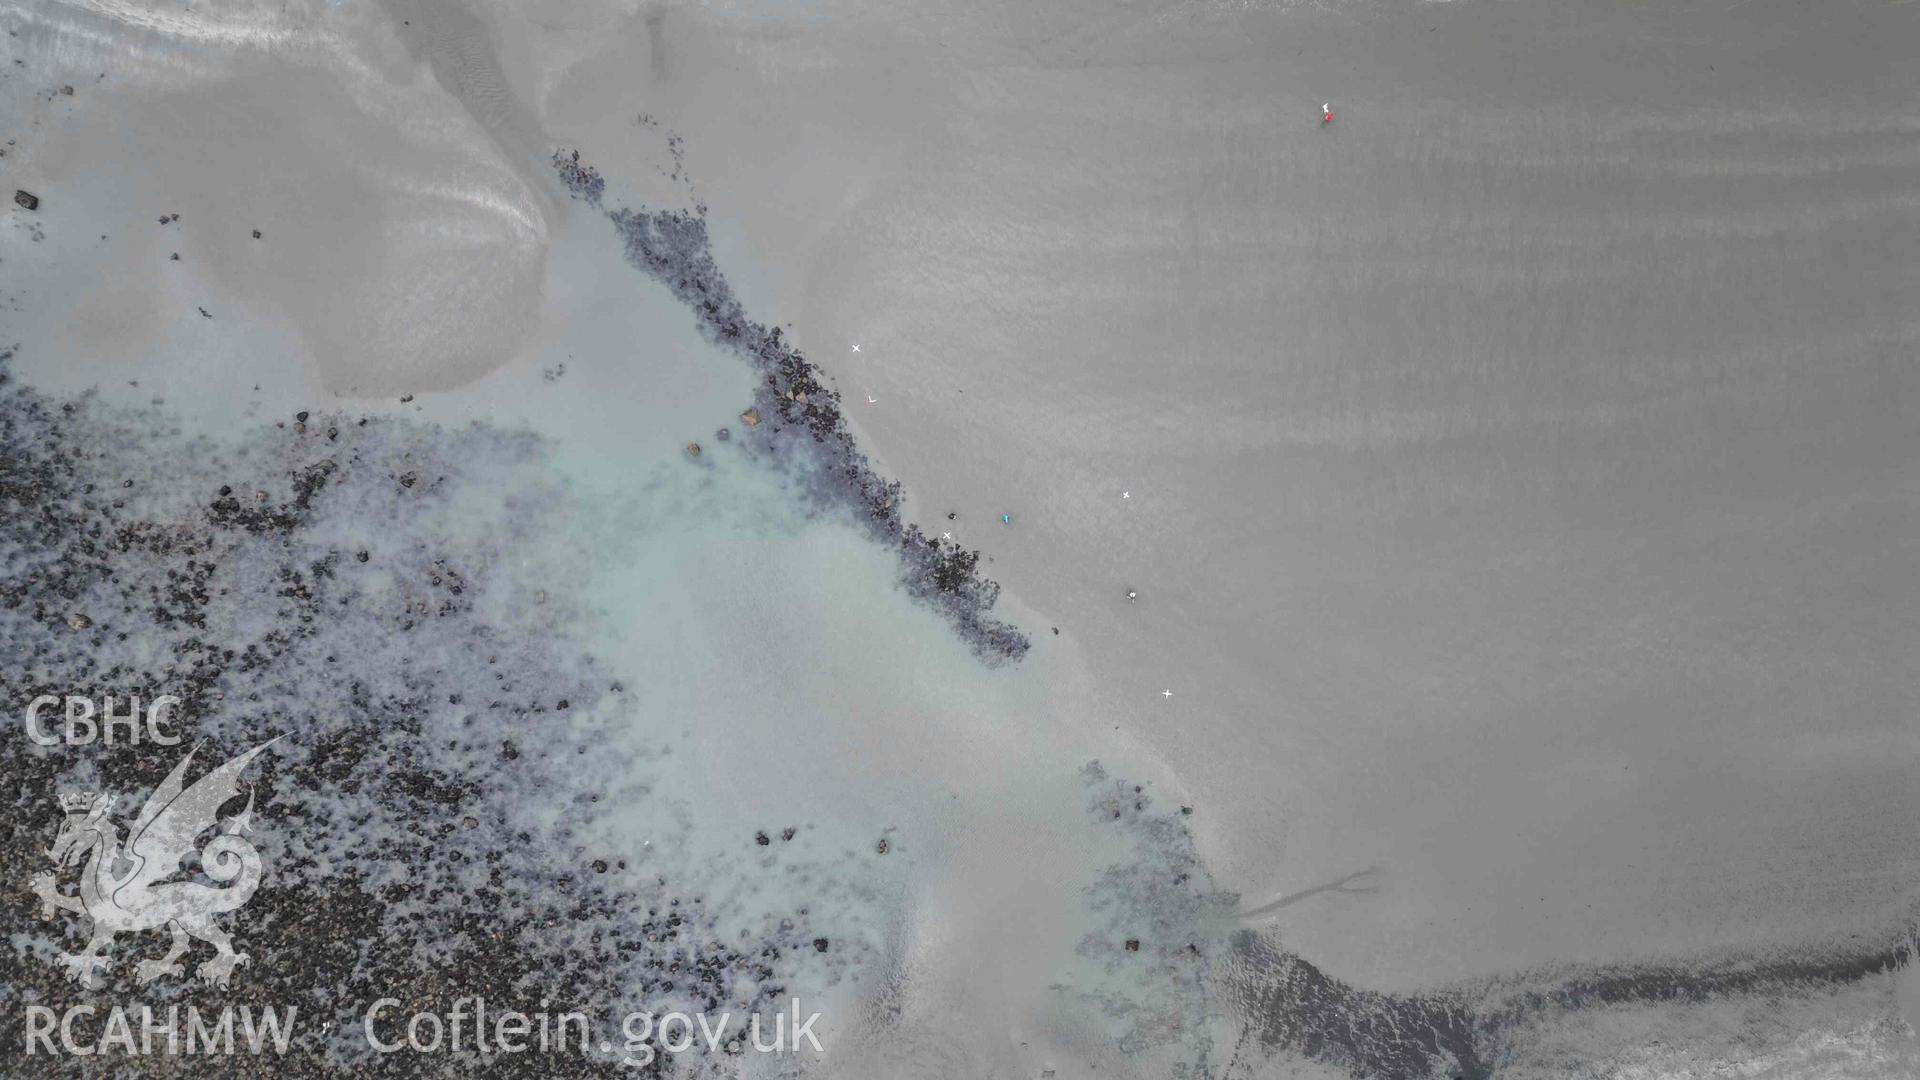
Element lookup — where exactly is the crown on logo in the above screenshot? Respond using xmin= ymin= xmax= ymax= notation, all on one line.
xmin=58 ymin=791 xmax=96 ymax=813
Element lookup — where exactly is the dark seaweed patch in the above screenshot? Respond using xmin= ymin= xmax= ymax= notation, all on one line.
xmin=0 ymin=356 xmax=835 ymax=1077
xmin=1076 ymin=762 xmax=1232 ymax=1075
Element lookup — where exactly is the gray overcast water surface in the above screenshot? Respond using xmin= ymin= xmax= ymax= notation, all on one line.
xmin=703 ymin=0 xmax=1920 ymax=986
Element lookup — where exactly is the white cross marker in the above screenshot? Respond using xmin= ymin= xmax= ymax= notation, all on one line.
xmin=1161 ymin=689 xmax=1173 ymax=699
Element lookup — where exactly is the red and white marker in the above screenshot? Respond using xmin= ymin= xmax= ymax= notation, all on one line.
xmin=1322 ymin=102 xmax=1334 ymax=124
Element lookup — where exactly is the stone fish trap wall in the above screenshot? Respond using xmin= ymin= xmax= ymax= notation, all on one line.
xmin=1223 ymin=912 xmax=1920 ymax=1079
xmin=553 ymin=150 xmax=1030 ymax=666
xmin=1899 ymin=935 xmax=1920 ymax=1037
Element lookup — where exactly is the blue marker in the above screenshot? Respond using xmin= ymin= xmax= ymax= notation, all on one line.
xmin=1002 ymin=514 xmax=1012 ymax=524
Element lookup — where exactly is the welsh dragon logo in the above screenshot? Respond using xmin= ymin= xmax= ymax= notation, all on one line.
xmin=31 ymin=739 xmax=278 ymax=989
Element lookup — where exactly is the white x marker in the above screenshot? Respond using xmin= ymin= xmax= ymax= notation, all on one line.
xmin=1122 ymin=491 xmax=1131 ymax=499
xmin=851 ymin=344 xmax=861 ymax=352
xmin=942 ymin=531 xmax=953 ymax=540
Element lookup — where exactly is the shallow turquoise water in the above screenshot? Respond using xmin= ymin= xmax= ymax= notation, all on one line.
xmin=1 ymin=180 xmax=1223 ymax=1078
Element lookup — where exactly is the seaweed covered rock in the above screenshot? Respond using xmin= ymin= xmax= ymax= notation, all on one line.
xmin=554 ymin=149 xmax=1028 ymax=664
